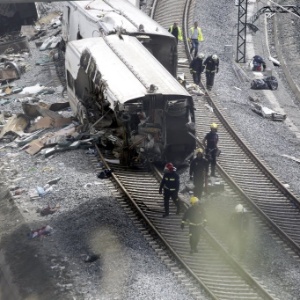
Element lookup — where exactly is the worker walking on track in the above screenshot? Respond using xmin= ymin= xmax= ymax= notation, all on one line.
xmin=159 ymin=163 xmax=180 ymax=217
xmin=181 ymin=196 xmax=207 ymax=254
xmin=189 ymin=53 xmax=205 ymax=85
xmin=203 ymin=54 xmax=219 ymax=91
xmin=189 ymin=148 xmax=209 ymax=198
xmin=168 ymin=22 xmax=183 ymax=44
xmin=229 ymin=204 xmax=249 ymax=258
xmin=203 ymin=123 xmax=219 ymax=177
xmin=188 ymin=21 xmax=204 ymax=58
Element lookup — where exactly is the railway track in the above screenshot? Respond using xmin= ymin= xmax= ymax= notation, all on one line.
xmin=94 ymin=145 xmax=274 ymax=300
xmin=153 ymin=0 xmax=300 ymax=256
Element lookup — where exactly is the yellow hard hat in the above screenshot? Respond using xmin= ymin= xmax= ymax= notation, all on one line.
xmin=190 ymin=196 xmax=199 ymax=205
xmin=235 ymin=204 xmax=245 ymax=213
xmin=196 ymin=148 xmax=203 ymax=154
xmin=210 ymin=123 xmax=218 ymax=129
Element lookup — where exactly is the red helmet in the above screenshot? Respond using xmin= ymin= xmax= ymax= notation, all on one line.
xmin=165 ymin=163 xmax=175 ymax=172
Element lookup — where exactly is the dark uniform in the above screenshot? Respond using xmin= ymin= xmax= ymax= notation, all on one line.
xmin=203 ymin=131 xmax=219 ymax=177
xmin=203 ymin=55 xmax=219 ymax=91
xmin=168 ymin=24 xmax=183 ymax=44
xmin=159 ymin=170 xmax=180 ymax=217
xmin=181 ymin=202 xmax=206 ymax=253
xmin=189 ymin=56 xmax=204 ymax=85
xmin=189 ymin=156 xmax=209 ymax=198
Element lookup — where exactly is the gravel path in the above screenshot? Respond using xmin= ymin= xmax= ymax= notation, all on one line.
xmin=193 ymin=0 xmax=300 ymax=298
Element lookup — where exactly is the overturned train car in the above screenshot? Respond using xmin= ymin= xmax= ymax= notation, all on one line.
xmin=62 ymin=0 xmax=177 ymax=76
xmin=65 ymin=35 xmax=195 ymax=165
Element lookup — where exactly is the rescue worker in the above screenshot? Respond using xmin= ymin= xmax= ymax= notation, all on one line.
xmin=203 ymin=54 xmax=219 ymax=91
xmin=181 ymin=196 xmax=207 ymax=254
xmin=229 ymin=204 xmax=249 ymax=257
xmin=168 ymin=22 xmax=183 ymax=44
xmin=159 ymin=163 xmax=180 ymax=217
xmin=189 ymin=148 xmax=209 ymax=198
xmin=252 ymin=55 xmax=266 ymax=72
xmin=188 ymin=21 xmax=204 ymax=58
xmin=202 ymin=123 xmax=219 ymax=177
xmin=189 ymin=53 xmax=205 ymax=85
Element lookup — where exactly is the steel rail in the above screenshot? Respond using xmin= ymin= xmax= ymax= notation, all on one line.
xmin=95 ymin=144 xmax=274 ymax=299
xmin=173 ymin=0 xmax=300 ymax=258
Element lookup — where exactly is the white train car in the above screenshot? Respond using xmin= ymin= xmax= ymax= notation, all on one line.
xmin=62 ymin=0 xmax=177 ymax=76
xmin=65 ymin=35 xmax=195 ymax=165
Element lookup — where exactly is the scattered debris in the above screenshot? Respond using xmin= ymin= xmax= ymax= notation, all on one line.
xmin=97 ymin=169 xmax=113 ymax=179
xmin=38 ymin=204 xmax=60 ymax=216
xmin=84 ymin=254 xmax=99 ymax=263
xmin=0 ymin=61 xmax=21 ymax=82
xmin=186 ymin=83 xmax=205 ymax=95
xmin=47 ymin=177 xmax=61 ymax=185
xmin=251 ymin=102 xmax=286 ymax=121
xmin=28 ymin=225 xmax=53 ymax=239
xmin=0 ymin=114 xmax=30 ymax=140
xmin=36 ymin=184 xmax=53 ymax=197
xmin=282 ymin=154 xmax=300 ymax=164
xmin=251 ymin=76 xmax=278 ymax=90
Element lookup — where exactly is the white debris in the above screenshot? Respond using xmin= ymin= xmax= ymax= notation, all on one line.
xmin=19 ymin=83 xmax=46 ymax=95
xmin=251 ymin=103 xmax=286 ymax=121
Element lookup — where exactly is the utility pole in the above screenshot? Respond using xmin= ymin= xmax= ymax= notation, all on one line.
xmin=236 ymin=0 xmax=248 ymax=63
xmin=235 ymin=0 xmax=300 ymax=64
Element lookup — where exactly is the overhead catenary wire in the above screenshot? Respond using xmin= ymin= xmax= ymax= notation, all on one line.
xmin=258 ymin=0 xmax=300 ymax=19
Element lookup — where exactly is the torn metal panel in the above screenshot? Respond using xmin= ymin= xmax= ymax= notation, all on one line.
xmin=0 ymin=36 xmax=30 ymax=54
xmin=22 ymin=102 xmax=66 ymax=119
xmin=0 ymin=61 xmax=21 ymax=82
xmin=65 ymin=36 xmax=195 ymax=166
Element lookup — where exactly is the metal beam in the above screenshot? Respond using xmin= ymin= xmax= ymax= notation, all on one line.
xmin=236 ymin=0 xmax=248 ymax=63
xmin=250 ymin=6 xmax=300 ymax=24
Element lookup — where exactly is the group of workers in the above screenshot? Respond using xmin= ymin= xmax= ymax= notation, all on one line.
xmin=159 ymin=122 xmax=248 ymax=255
xmin=168 ymin=21 xmax=219 ymax=91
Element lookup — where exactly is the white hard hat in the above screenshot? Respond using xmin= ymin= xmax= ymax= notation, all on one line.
xmin=235 ymin=204 xmax=245 ymax=213
xmin=198 ymin=53 xmax=205 ymax=59
xmin=212 ymin=54 xmax=218 ymax=60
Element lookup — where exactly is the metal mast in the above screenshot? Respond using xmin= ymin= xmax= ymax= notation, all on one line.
xmin=236 ymin=0 xmax=248 ymax=63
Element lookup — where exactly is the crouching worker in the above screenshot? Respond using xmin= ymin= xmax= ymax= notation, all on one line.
xmin=159 ymin=163 xmax=180 ymax=217
xmin=181 ymin=196 xmax=207 ymax=254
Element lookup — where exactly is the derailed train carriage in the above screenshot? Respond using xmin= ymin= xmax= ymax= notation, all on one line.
xmin=65 ymin=35 xmax=196 ymax=165
xmin=62 ymin=0 xmax=177 ymax=76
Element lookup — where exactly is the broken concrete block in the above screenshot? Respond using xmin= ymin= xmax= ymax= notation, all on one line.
xmin=251 ymin=103 xmax=286 ymax=121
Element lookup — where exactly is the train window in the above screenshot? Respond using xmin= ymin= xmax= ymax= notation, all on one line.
xmin=80 ymin=50 xmax=91 ymax=72
xmin=66 ymin=71 xmax=74 ymax=89
xmin=87 ymin=57 xmax=97 ymax=81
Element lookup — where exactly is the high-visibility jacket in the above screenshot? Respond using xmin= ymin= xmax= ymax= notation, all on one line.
xmin=169 ymin=25 xmax=183 ymax=41
xmin=189 ymin=27 xmax=204 ymax=42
